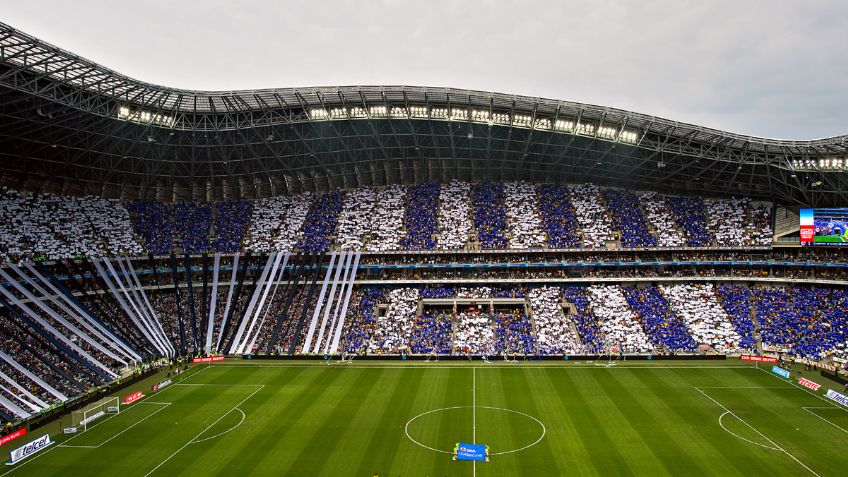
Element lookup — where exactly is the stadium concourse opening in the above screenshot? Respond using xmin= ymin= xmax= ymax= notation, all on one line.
xmin=0 ymin=15 xmax=848 ymax=477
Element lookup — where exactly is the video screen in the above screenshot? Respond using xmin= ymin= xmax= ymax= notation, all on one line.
xmin=801 ymin=208 xmax=848 ymax=245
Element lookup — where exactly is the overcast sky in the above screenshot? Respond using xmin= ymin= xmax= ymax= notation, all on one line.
xmin=4 ymin=0 xmax=847 ymax=139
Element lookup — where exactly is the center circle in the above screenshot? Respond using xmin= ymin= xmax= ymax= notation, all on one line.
xmin=404 ymin=406 xmax=545 ymax=456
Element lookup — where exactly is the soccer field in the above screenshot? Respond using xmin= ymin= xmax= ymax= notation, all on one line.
xmin=5 ymin=361 xmax=847 ymax=476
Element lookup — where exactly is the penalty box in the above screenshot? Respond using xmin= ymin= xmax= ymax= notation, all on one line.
xmin=58 ymin=382 xmax=263 ymax=451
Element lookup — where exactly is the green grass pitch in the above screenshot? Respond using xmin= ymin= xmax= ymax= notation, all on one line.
xmin=814 ymin=235 xmax=847 ymax=243
xmin=3 ymin=360 xmax=847 ymax=476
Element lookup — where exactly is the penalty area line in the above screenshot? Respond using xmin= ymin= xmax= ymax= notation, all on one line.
xmin=59 ymin=402 xmax=172 ymax=449
xmin=142 ymin=385 xmax=264 ymax=477
xmin=0 ymin=364 xmax=213 ymax=476
xmin=695 ymin=387 xmax=822 ymax=477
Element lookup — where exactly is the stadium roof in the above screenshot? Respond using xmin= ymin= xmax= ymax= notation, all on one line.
xmin=1 ymin=21 xmax=846 ymax=206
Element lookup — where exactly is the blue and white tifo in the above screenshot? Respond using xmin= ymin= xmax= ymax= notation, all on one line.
xmin=454 ymin=442 xmax=488 ymax=462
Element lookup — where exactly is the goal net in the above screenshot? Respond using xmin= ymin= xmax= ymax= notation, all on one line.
xmin=71 ymin=397 xmax=120 ymax=431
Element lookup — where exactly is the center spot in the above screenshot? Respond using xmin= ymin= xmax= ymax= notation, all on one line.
xmin=404 ymin=406 xmax=545 ymax=456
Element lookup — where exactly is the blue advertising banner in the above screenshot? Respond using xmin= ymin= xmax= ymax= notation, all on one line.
xmin=771 ymin=365 xmax=790 ymax=379
xmin=455 ymin=442 xmax=487 ymax=461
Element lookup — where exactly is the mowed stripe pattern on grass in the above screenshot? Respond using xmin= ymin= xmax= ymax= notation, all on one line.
xmin=7 ymin=363 xmax=848 ymax=477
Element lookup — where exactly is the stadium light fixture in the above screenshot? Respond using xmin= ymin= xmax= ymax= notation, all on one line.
xmin=302 ymin=103 xmax=639 ymax=147
xmin=450 ymin=108 xmax=468 ymax=120
xmin=554 ymin=120 xmax=574 ymax=132
xmin=309 ymin=108 xmax=328 ymax=120
xmin=116 ymin=105 xmax=175 ymax=127
xmin=492 ymin=113 xmax=510 ymax=125
xmin=597 ymin=126 xmax=617 ymax=139
xmin=534 ymin=118 xmax=551 ymax=130
xmin=430 ymin=108 xmax=448 ymax=119
xmin=369 ymin=105 xmax=388 ymax=117
xmin=576 ymin=122 xmax=595 ymax=135
xmin=409 ymin=106 xmax=428 ymax=118
xmin=513 ymin=114 xmax=532 ymax=127
xmin=471 ymin=109 xmax=490 ymax=122
xmin=620 ymin=131 xmax=638 ymax=143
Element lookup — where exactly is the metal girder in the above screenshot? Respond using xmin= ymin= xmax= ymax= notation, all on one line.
xmin=1 ymin=21 xmax=847 ymax=206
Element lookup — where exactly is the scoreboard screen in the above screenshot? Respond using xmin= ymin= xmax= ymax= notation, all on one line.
xmin=801 ymin=208 xmax=848 ymax=246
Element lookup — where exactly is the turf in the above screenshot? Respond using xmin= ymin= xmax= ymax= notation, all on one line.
xmin=814 ymin=235 xmax=846 ymax=243
xmin=3 ymin=360 xmax=847 ymax=476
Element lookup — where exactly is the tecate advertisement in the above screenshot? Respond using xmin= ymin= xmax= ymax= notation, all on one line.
xmin=798 ymin=377 xmax=821 ymax=391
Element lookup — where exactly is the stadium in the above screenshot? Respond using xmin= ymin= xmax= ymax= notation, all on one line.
xmin=0 ymin=6 xmax=848 ymax=476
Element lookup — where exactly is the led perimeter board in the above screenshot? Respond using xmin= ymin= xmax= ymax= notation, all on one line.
xmin=801 ymin=208 xmax=848 ymax=245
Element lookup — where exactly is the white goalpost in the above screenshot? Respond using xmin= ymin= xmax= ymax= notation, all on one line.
xmin=71 ymin=397 xmax=120 ymax=432
xmin=330 ymin=352 xmax=355 ymax=365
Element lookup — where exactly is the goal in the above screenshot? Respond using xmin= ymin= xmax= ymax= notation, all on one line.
xmin=71 ymin=397 xmax=120 ymax=431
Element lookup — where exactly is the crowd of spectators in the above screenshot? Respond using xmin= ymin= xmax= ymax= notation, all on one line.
xmin=369 ymin=288 xmax=419 ymax=354
xmin=570 ymin=184 xmax=615 ymax=248
xmin=623 ymin=285 xmax=698 ymax=352
xmin=530 ymin=287 xmax=580 ymax=354
xmin=504 ymin=182 xmax=545 ymax=249
xmin=639 ymin=192 xmax=686 ymax=247
xmin=172 ymin=202 xmax=212 ymax=254
xmin=339 ymin=288 xmax=382 ymax=354
xmin=0 ymin=183 xmax=781 ymax=263
xmin=753 ymin=286 xmax=806 ymax=352
xmin=750 ymin=203 xmax=773 ymax=246
xmin=562 ymin=286 xmax=604 ymax=353
xmin=588 ymin=285 xmax=654 ymax=353
xmin=794 ymin=288 xmax=848 ymax=359
xmin=213 ymin=200 xmax=253 ymax=253
xmin=753 ymin=286 xmax=848 ymax=359
xmin=453 ymin=310 xmax=495 ymax=355
xmin=493 ymin=310 xmax=536 ymax=354
xmin=127 ymin=201 xmax=174 ymax=255
xmin=337 ymin=187 xmax=375 ymax=251
xmin=408 ymin=313 xmax=453 ymax=354
xmin=603 ymin=189 xmax=657 ymax=248
xmin=244 ymin=194 xmax=311 ymax=252
xmin=0 ymin=188 xmax=143 ymax=263
xmin=706 ymin=198 xmax=749 ymax=247
xmin=367 ymin=185 xmax=407 ymax=252
xmin=401 ymin=182 xmax=439 ymax=250
xmin=437 ymin=181 xmax=472 ymax=250
xmin=660 ymin=284 xmax=742 ymax=352
xmin=537 ymin=183 xmax=580 ymax=248
xmin=667 ymin=195 xmax=714 ymax=246
xmin=472 ymin=183 xmax=508 ymax=249
xmin=715 ymin=285 xmax=758 ymax=350
xmin=297 ymin=191 xmax=344 ymax=253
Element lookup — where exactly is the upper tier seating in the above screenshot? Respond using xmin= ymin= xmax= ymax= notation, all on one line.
xmin=0 ymin=183 xmax=775 ymax=263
